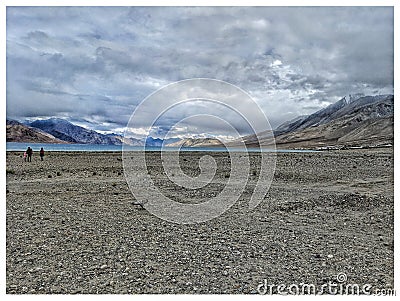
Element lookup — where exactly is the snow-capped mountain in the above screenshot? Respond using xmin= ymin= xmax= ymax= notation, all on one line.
xmin=233 ymin=94 xmax=394 ymax=149
xmin=274 ymin=94 xmax=393 ymax=136
xmin=8 ymin=93 xmax=394 ymax=148
xmin=28 ymin=118 xmax=121 ymax=145
xmin=26 ymin=118 xmax=180 ymax=146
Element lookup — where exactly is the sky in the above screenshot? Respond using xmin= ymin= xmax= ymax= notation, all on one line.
xmin=6 ymin=6 xmax=394 ymax=139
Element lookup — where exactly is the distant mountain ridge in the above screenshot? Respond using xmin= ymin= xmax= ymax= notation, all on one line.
xmin=7 ymin=94 xmax=394 ymax=149
xmin=166 ymin=138 xmax=222 ymax=147
xmin=28 ymin=118 xmax=120 ymax=145
xmin=7 ymin=118 xmax=182 ymax=146
xmin=274 ymin=94 xmax=393 ymax=136
xmin=104 ymin=133 xmax=144 ymax=146
xmin=26 ymin=118 xmax=150 ymax=146
xmin=242 ymin=94 xmax=394 ymax=149
xmin=6 ymin=119 xmax=66 ymax=144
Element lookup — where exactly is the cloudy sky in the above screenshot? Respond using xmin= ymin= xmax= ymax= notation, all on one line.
xmin=6 ymin=6 xmax=393 ymax=139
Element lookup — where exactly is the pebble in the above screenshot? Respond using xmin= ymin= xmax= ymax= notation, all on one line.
xmin=5 ymin=150 xmax=394 ymax=294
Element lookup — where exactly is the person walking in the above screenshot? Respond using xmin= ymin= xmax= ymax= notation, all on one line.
xmin=26 ymin=147 xmax=33 ymax=162
xmin=40 ymin=147 xmax=45 ymax=161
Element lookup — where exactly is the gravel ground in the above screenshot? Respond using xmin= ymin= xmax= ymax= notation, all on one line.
xmin=6 ymin=149 xmax=394 ymax=294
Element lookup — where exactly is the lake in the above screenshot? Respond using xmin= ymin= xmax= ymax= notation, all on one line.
xmin=6 ymin=142 xmax=318 ymax=153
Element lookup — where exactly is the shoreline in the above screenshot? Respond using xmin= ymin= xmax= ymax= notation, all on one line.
xmin=5 ymin=144 xmax=394 ymax=153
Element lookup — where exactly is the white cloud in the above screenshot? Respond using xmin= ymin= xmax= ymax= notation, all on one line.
xmin=6 ymin=6 xmax=394 ymax=136
xmin=270 ymin=60 xmax=282 ymax=67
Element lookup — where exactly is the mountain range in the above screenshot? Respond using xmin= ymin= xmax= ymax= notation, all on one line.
xmin=166 ymin=138 xmax=222 ymax=147
xmin=6 ymin=94 xmax=394 ymax=149
xmin=6 ymin=118 xmax=179 ymax=147
xmin=6 ymin=120 xmax=66 ymax=144
xmin=28 ymin=118 xmax=123 ymax=145
xmin=234 ymin=94 xmax=394 ymax=149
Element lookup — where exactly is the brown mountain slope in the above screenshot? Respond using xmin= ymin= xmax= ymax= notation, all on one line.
xmin=166 ymin=138 xmax=222 ymax=147
xmin=6 ymin=120 xmax=66 ymax=143
xmin=234 ymin=94 xmax=393 ymax=149
xmin=270 ymin=116 xmax=393 ymax=149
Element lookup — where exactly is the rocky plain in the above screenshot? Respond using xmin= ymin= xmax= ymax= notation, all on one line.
xmin=6 ymin=149 xmax=394 ymax=294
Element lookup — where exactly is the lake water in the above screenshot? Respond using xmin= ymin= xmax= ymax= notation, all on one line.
xmin=6 ymin=142 xmax=318 ymax=153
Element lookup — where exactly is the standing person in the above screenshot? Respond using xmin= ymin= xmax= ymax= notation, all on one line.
xmin=23 ymin=151 xmax=27 ymax=162
xmin=40 ymin=147 xmax=45 ymax=161
xmin=26 ymin=147 xmax=33 ymax=162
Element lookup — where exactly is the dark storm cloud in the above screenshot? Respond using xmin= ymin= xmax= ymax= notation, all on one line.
xmin=6 ymin=6 xmax=393 ymax=136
